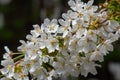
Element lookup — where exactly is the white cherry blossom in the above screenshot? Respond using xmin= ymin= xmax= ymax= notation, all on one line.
xmin=1 ymin=0 xmax=120 ymax=79
xmin=41 ymin=18 xmax=59 ymax=33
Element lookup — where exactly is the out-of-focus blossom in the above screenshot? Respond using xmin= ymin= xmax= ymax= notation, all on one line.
xmin=0 ymin=0 xmax=11 ymax=5
xmin=109 ymin=63 xmax=120 ymax=80
xmin=0 ymin=13 xmax=4 ymax=29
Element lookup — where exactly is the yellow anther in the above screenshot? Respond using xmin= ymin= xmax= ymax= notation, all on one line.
xmin=49 ymin=25 xmax=54 ymax=31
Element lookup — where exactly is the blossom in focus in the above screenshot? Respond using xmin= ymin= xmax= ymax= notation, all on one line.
xmin=0 ymin=0 xmax=120 ymax=80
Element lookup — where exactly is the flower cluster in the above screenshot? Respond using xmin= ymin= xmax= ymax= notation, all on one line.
xmin=1 ymin=0 xmax=120 ymax=80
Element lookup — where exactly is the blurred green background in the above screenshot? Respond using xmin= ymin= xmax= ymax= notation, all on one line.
xmin=0 ymin=0 xmax=120 ymax=80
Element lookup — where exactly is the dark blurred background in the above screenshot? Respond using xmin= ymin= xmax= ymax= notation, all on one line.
xmin=0 ymin=0 xmax=120 ymax=80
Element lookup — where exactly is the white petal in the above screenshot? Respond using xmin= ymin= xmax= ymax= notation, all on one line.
xmin=59 ymin=19 xmax=66 ymax=26
xmin=23 ymin=77 xmax=29 ymax=80
xmin=4 ymin=46 xmax=11 ymax=54
xmin=7 ymin=70 xmax=14 ymax=78
xmin=107 ymin=44 xmax=113 ymax=51
xmin=29 ymin=66 xmax=36 ymax=73
xmin=99 ymin=45 xmax=108 ymax=55
xmin=68 ymin=0 xmax=75 ymax=7
xmin=44 ymin=18 xmax=50 ymax=26
xmin=87 ymin=0 xmax=94 ymax=7
xmin=92 ymin=6 xmax=98 ymax=12
xmin=1 ymin=68 xmax=9 ymax=74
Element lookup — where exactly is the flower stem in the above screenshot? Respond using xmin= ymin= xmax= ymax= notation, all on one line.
xmin=12 ymin=52 xmax=24 ymax=55
xmin=13 ymin=54 xmax=24 ymax=62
